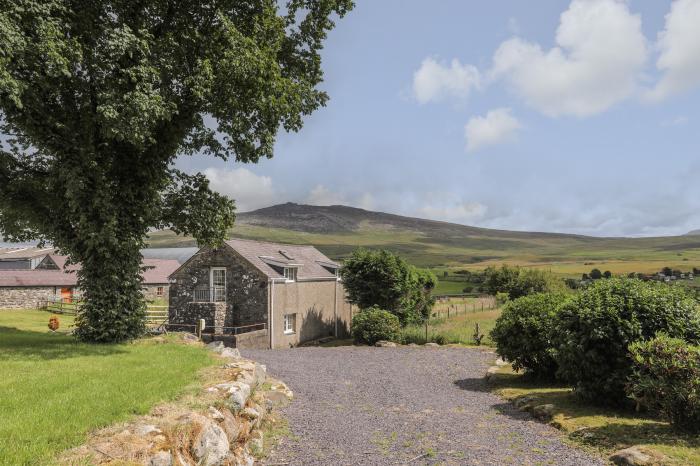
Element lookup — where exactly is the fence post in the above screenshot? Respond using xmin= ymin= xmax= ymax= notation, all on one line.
xmin=425 ymin=319 xmax=428 ymax=342
xmin=196 ymin=318 xmax=206 ymax=340
xmin=481 ymin=302 xmax=484 ymax=311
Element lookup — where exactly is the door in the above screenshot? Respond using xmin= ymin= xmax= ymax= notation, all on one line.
xmin=60 ymin=287 xmax=73 ymax=303
xmin=210 ymin=267 xmax=226 ymax=302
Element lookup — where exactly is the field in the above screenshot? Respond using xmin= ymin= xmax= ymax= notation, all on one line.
xmin=147 ymin=203 xmax=700 ymax=280
xmin=0 ymin=310 xmax=215 ymax=464
xmin=489 ymin=366 xmax=700 ymax=464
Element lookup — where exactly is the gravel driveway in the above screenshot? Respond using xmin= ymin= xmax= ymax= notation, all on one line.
xmin=243 ymin=346 xmax=603 ymax=466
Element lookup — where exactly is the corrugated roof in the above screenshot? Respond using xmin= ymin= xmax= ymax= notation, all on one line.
xmin=0 ymin=258 xmax=179 ymax=287
xmin=223 ymin=238 xmax=339 ymax=279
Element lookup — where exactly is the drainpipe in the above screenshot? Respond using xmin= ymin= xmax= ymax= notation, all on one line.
xmin=269 ymin=279 xmax=275 ymax=349
xmin=333 ymin=279 xmax=338 ymax=337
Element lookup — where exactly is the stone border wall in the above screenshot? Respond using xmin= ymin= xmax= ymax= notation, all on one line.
xmin=235 ymin=329 xmax=269 ymax=349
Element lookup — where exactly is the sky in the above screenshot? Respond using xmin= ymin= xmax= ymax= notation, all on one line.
xmin=176 ymin=0 xmax=700 ymax=238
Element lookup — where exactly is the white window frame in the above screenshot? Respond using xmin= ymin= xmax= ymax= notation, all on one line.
xmin=283 ymin=313 xmax=296 ymax=335
xmin=283 ymin=267 xmax=298 ymax=282
xmin=210 ymin=267 xmax=227 ymax=302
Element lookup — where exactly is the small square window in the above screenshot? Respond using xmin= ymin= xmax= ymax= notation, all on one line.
xmin=156 ymin=286 xmax=164 ymax=297
xmin=283 ymin=267 xmax=297 ymax=282
xmin=283 ymin=313 xmax=296 ymax=334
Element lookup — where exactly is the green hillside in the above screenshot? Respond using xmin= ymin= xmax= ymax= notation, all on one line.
xmin=147 ymin=203 xmax=700 ymax=277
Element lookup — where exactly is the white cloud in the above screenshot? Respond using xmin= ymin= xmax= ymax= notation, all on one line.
xmin=306 ymin=185 xmax=376 ymax=210
xmin=491 ymin=0 xmax=647 ymax=117
xmin=465 ymin=108 xmax=522 ymax=152
xmin=647 ymin=0 xmax=700 ymax=101
xmin=412 ymin=58 xmax=481 ymax=104
xmin=203 ymin=167 xmax=276 ymax=212
xmin=661 ymin=115 xmax=689 ymax=126
xmin=418 ymin=201 xmax=488 ymax=225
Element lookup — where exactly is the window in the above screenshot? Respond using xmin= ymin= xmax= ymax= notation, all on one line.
xmin=156 ymin=286 xmax=164 ymax=297
xmin=283 ymin=267 xmax=297 ymax=282
xmin=283 ymin=313 xmax=296 ymax=334
xmin=210 ymin=267 xmax=226 ymax=302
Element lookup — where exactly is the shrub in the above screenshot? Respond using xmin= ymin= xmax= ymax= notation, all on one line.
xmin=627 ymin=335 xmax=700 ymax=433
xmin=491 ymin=293 xmax=570 ymax=379
xmin=554 ymin=278 xmax=700 ymax=405
xmin=484 ymin=265 xmax=566 ymax=300
xmin=351 ymin=307 xmax=400 ymax=345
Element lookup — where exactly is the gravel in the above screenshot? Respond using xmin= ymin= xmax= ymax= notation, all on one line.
xmin=243 ymin=346 xmax=603 ymax=466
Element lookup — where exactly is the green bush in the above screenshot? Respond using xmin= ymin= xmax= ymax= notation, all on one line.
xmin=554 ymin=279 xmax=700 ymax=405
xmin=628 ymin=335 xmax=700 ymax=433
xmin=490 ymin=293 xmax=570 ymax=379
xmin=484 ymin=265 xmax=566 ymax=300
xmin=351 ymin=307 xmax=401 ymax=345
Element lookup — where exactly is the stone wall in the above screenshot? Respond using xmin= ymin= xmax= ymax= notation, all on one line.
xmin=169 ymin=302 xmax=227 ymax=334
xmin=169 ymin=247 xmax=269 ymax=332
xmin=142 ymin=285 xmax=168 ymax=303
xmin=234 ymin=329 xmax=269 ymax=349
xmin=0 ymin=287 xmax=56 ymax=309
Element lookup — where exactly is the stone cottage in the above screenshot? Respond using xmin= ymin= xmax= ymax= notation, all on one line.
xmin=0 ymin=255 xmax=179 ymax=309
xmin=168 ymin=239 xmax=354 ymax=348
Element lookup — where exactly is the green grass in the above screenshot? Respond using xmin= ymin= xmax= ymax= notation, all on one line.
xmin=488 ymin=366 xmax=700 ymax=464
xmin=399 ymin=308 xmax=501 ymax=346
xmin=0 ymin=310 xmax=216 ymax=465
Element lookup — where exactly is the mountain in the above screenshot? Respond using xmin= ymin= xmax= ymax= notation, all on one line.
xmin=686 ymin=230 xmax=700 ymax=236
xmin=148 ymin=203 xmax=700 ymax=272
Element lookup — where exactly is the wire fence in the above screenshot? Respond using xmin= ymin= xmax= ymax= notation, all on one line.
xmin=431 ymin=295 xmax=498 ymax=319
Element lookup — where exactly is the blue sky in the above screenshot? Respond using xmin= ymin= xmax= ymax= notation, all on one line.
xmin=179 ymin=0 xmax=700 ymax=237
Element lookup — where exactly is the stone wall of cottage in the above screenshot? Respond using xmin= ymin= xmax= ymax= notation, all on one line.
xmin=142 ymin=285 xmax=169 ymax=303
xmin=169 ymin=247 xmax=268 ymax=333
xmin=0 ymin=287 xmax=57 ymax=309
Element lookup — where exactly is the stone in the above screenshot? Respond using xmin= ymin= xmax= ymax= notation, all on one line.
xmin=242 ymin=407 xmax=260 ymax=420
xmin=220 ymin=409 xmax=241 ymax=443
xmin=532 ymin=404 xmax=555 ymax=421
xmin=149 ymin=451 xmax=173 ymax=466
xmin=181 ymin=333 xmax=199 ymax=343
xmin=513 ymin=395 xmax=539 ymax=409
xmin=207 ymin=341 xmax=225 ymax=353
xmin=134 ymin=424 xmax=161 ymax=436
xmin=407 ymin=343 xmax=419 ymax=347
xmin=609 ymin=447 xmax=653 ymax=465
xmin=208 ymin=407 xmax=226 ymax=421
xmin=249 ymin=430 xmax=264 ymax=454
xmin=191 ymin=419 xmax=230 ymax=466
xmin=228 ymin=382 xmax=252 ymax=411
xmin=495 ymin=357 xmax=509 ymax=367
xmin=424 ymin=342 xmax=440 ymax=347
xmin=484 ymin=366 xmax=500 ymax=380
xmin=375 ymin=340 xmax=397 ymax=347
xmin=220 ymin=347 xmax=241 ymax=359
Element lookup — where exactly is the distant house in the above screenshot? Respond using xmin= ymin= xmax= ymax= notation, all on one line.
xmin=0 ymin=247 xmax=56 ymax=270
xmin=168 ymin=239 xmax=354 ymax=349
xmin=0 ymin=255 xmax=179 ymax=309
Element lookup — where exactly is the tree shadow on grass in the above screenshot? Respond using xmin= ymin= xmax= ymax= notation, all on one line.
xmin=0 ymin=326 xmax=126 ymax=361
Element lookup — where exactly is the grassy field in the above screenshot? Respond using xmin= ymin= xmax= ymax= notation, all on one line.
xmin=0 ymin=310 xmax=216 ymax=465
xmin=488 ymin=366 xmax=700 ymax=465
xmin=400 ymin=304 xmax=501 ymax=346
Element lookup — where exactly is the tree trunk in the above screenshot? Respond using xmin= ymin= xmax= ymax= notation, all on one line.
xmin=72 ymin=233 xmax=147 ymax=343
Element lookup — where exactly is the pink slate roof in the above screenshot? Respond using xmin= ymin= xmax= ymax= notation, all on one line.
xmin=0 ymin=258 xmax=179 ymax=287
xmin=224 ymin=238 xmax=339 ymax=280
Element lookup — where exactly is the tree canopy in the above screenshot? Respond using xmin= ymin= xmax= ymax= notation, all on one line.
xmin=0 ymin=0 xmax=353 ymax=342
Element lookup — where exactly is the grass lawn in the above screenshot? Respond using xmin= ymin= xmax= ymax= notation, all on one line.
xmin=488 ymin=366 xmax=700 ymax=464
xmin=399 ymin=308 xmax=501 ymax=346
xmin=0 ymin=310 xmax=216 ymax=465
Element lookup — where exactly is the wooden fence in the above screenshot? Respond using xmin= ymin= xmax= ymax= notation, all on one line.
xmin=41 ymin=299 xmax=169 ymax=327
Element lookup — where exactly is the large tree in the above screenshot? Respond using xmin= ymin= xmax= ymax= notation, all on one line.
xmin=0 ymin=0 xmax=353 ymax=342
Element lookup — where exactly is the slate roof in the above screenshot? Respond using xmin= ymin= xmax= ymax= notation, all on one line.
xmin=0 ymin=258 xmax=180 ymax=287
xmin=223 ymin=238 xmax=339 ymax=280
xmin=0 ymin=247 xmax=56 ymax=260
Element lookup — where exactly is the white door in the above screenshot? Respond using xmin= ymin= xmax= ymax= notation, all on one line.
xmin=210 ymin=267 xmax=226 ymax=302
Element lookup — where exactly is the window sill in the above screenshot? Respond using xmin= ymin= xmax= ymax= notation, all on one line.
xmin=283 ymin=330 xmax=295 ymax=335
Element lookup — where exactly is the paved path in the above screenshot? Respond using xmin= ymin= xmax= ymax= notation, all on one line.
xmin=243 ymin=346 xmax=603 ymax=466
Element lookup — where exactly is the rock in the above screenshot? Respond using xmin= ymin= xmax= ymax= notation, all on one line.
xmin=207 ymin=341 xmax=225 ymax=353
xmin=495 ymin=358 xmax=509 ymax=367
xmin=134 ymin=424 xmax=161 ymax=436
xmin=242 ymin=407 xmax=260 ymax=420
xmin=227 ymin=382 xmax=252 ymax=411
xmin=484 ymin=366 xmax=500 ymax=380
xmin=208 ymin=407 xmax=226 ymax=421
xmin=149 ymin=451 xmax=173 ymax=466
xmin=181 ymin=333 xmax=199 ymax=343
xmin=220 ymin=409 xmax=241 ymax=443
xmin=375 ymin=340 xmax=397 ymax=347
xmin=220 ymin=347 xmax=241 ymax=359
xmin=191 ymin=419 xmax=230 ymax=466
xmin=513 ymin=395 xmax=539 ymax=409
xmin=424 ymin=342 xmax=440 ymax=347
xmin=407 ymin=343 xmax=419 ymax=347
xmin=532 ymin=404 xmax=555 ymax=421
xmin=609 ymin=447 xmax=653 ymax=465
xmin=249 ymin=430 xmax=264 ymax=454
